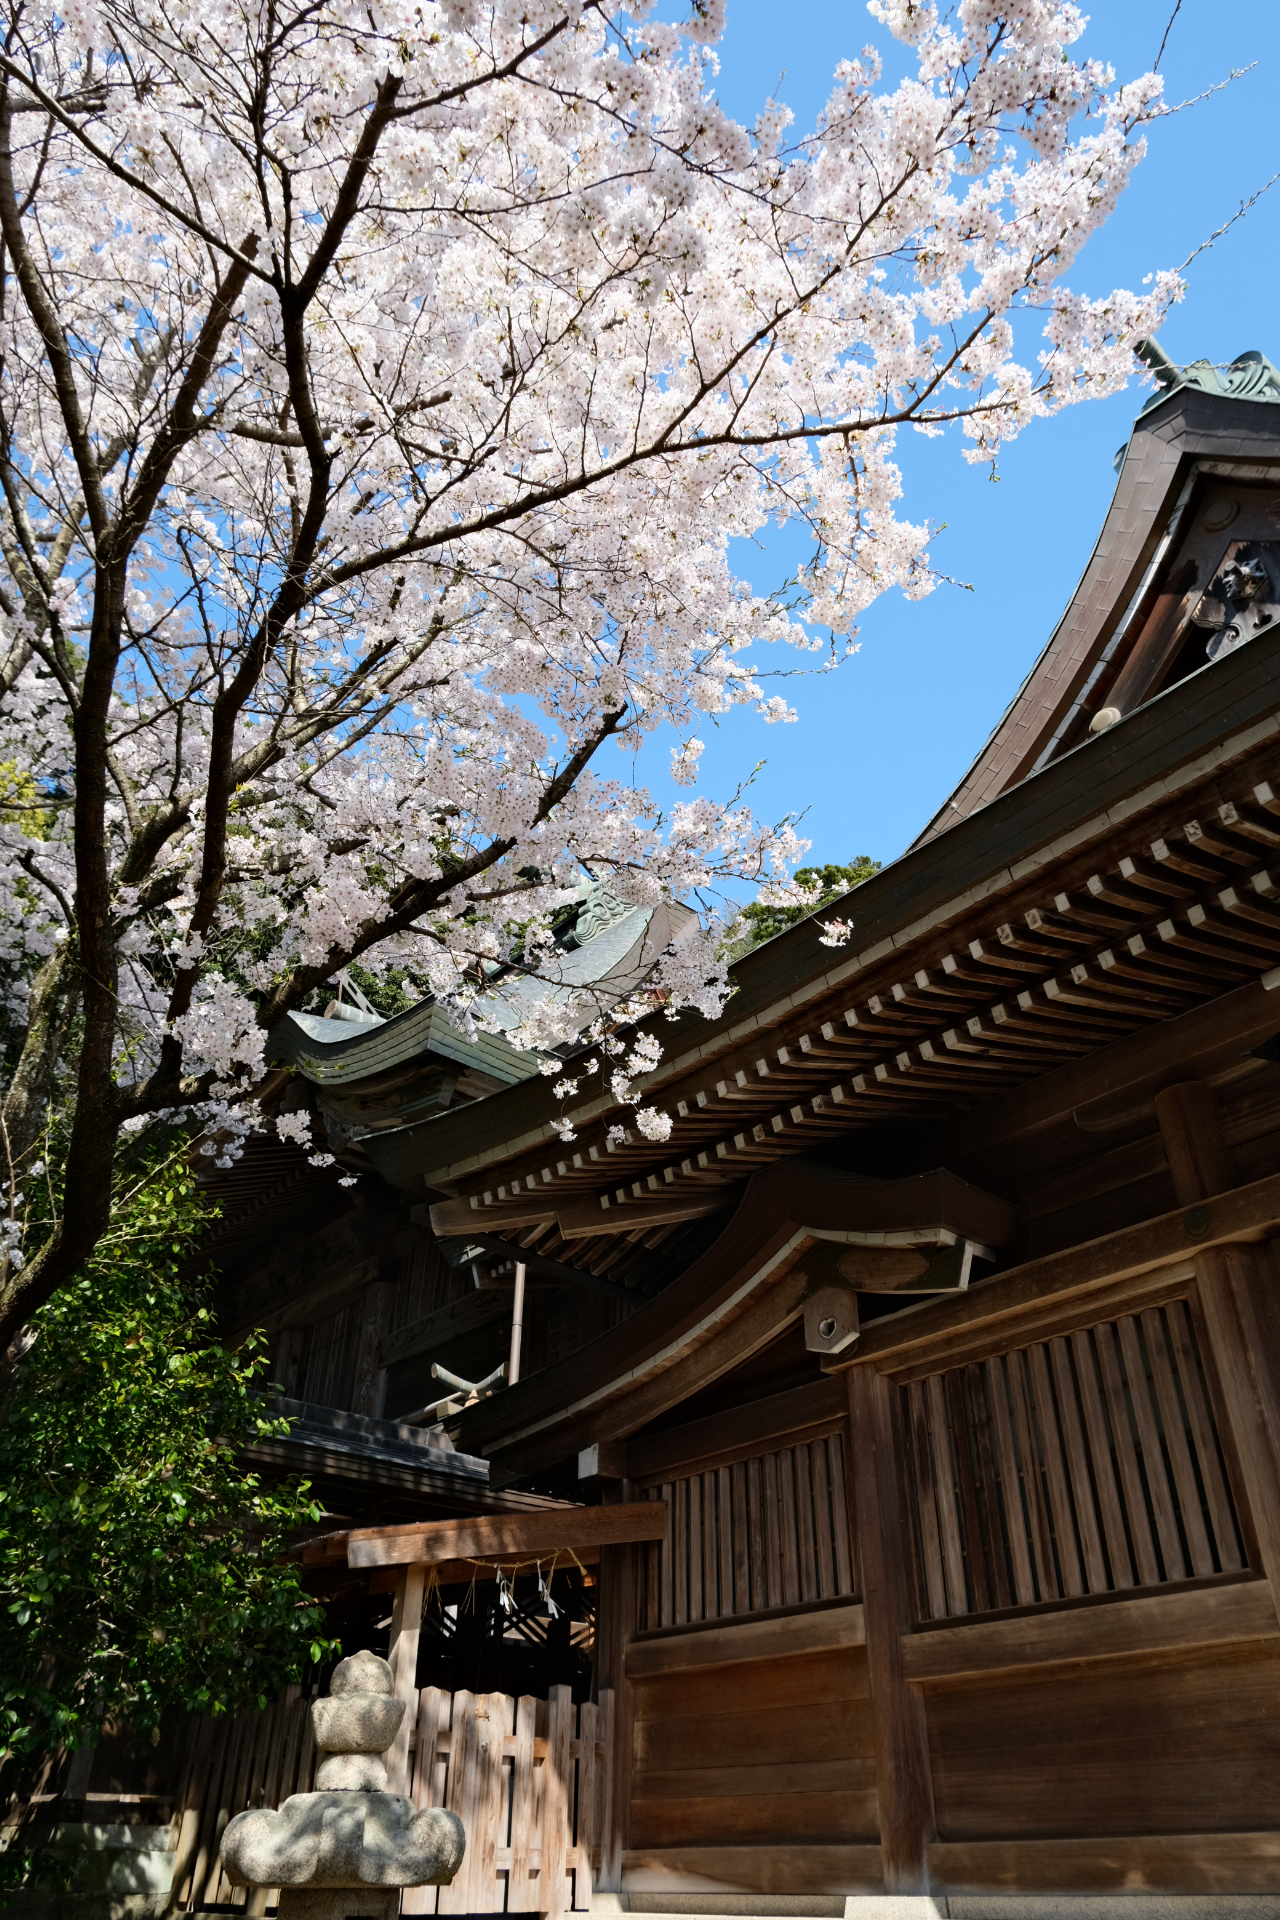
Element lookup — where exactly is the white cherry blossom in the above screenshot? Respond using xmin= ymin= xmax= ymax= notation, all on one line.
xmin=0 ymin=0 xmax=1175 ymax=1337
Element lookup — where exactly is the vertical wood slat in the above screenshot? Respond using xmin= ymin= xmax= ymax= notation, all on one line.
xmin=702 ymin=1470 xmax=719 ymax=1619
xmin=404 ymin=1685 xmax=449 ymax=1917
xmin=1141 ymin=1306 xmax=1215 ymax=1577
xmin=746 ymin=1454 xmax=767 ymax=1611
xmin=730 ymin=1461 xmax=750 ymax=1613
xmin=1003 ymin=1347 xmax=1059 ymax=1602
xmin=672 ymin=1477 xmax=688 ymax=1627
xmin=793 ymin=1443 xmax=820 ymax=1603
xmin=716 ymin=1466 xmax=734 ymax=1617
xmin=984 ymin=1355 xmax=1038 ymax=1606
xmin=166 ymin=1716 xmax=207 ymax=1912
xmin=542 ymin=1684 xmax=574 ymax=1920
xmin=763 ymin=1451 xmax=784 ymax=1609
xmin=778 ymin=1445 xmax=801 ymax=1606
xmin=213 ymin=1705 xmax=259 ymax=1900
xmin=1027 ymin=1343 xmax=1084 ymax=1599
xmin=296 ymin=1691 xmax=317 ymax=1797
xmin=473 ymin=1692 xmax=507 ymax=1913
xmin=1069 ymin=1326 xmax=1137 ymax=1589
xmin=1117 ymin=1314 xmax=1187 ymax=1580
xmin=687 ymin=1473 xmax=703 ymax=1622
xmin=573 ymin=1698 xmax=598 ymax=1911
xmin=1092 ymin=1320 xmax=1163 ymax=1586
xmin=829 ymin=1433 xmax=856 ymax=1597
xmin=185 ymin=1716 xmax=230 ymax=1910
xmin=907 ymin=1380 xmax=948 ymax=1618
xmin=811 ymin=1438 xmax=837 ymax=1600
xmin=1048 ymin=1336 xmax=1109 ymax=1594
xmin=531 ymin=1698 xmax=549 ymax=1899
xmin=437 ymin=1689 xmax=479 ymax=1916
xmin=658 ymin=1483 xmax=674 ymax=1628
xmin=644 ymin=1486 xmax=660 ymax=1632
xmin=592 ymin=1687 xmax=615 ymax=1899
xmin=1166 ymin=1298 xmax=1244 ymax=1569
xmin=945 ymin=1370 xmax=990 ymax=1612
xmin=924 ymin=1373 xmax=968 ymax=1616
xmin=967 ymin=1364 xmax=1013 ymax=1611
xmin=506 ymin=1693 xmax=537 ymax=1914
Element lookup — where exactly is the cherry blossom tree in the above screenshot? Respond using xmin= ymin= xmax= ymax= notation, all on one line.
xmin=0 ymin=0 xmax=1176 ymax=1344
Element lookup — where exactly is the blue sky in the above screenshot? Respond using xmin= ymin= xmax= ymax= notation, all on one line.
xmin=627 ymin=0 xmax=1280 ymax=892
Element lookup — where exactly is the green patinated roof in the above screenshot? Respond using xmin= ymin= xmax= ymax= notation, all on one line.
xmin=1136 ymin=340 xmax=1280 ymax=414
xmin=269 ymin=1000 xmax=544 ymax=1088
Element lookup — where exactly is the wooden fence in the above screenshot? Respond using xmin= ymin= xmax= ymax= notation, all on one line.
xmin=638 ymin=1433 xmax=856 ymax=1631
xmin=168 ymin=1682 xmax=612 ymax=1917
xmin=901 ymin=1298 xmax=1246 ymax=1619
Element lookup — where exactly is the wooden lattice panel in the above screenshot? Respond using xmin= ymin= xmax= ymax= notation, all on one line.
xmin=903 ymin=1300 xmax=1245 ymax=1619
xmin=639 ymin=1434 xmax=856 ymax=1631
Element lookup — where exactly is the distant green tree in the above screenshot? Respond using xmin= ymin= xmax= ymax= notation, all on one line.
xmin=0 ymin=1152 xmax=333 ymax=1777
xmin=735 ymin=856 xmax=881 ymax=952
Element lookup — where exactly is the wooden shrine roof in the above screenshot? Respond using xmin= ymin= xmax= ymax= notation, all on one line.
xmin=363 ymin=611 xmax=1280 ymax=1262
xmin=914 ymin=378 xmax=1280 ymax=840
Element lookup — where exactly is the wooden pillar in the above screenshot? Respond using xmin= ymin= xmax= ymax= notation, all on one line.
xmin=386 ymin=1563 xmax=426 ymax=1795
xmin=847 ymin=1367 xmax=936 ymax=1894
xmin=593 ymin=1479 xmax=639 ymax=1893
xmin=351 ymin=1280 xmax=394 ymax=1417
xmin=1155 ymin=1082 xmax=1280 ymax=1592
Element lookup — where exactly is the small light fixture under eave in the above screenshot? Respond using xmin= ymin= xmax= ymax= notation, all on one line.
xmin=1089 ymin=706 xmax=1123 ymax=736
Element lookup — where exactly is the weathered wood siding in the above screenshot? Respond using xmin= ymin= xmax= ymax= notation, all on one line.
xmin=629 ymin=1644 xmax=877 ymax=1851
xmin=925 ymin=1641 xmax=1280 ymax=1842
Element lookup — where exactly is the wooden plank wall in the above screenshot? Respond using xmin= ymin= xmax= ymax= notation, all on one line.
xmin=901 ymin=1299 xmax=1245 ymax=1618
xmin=638 ymin=1435 xmax=855 ymax=1630
xmin=925 ymin=1641 xmax=1280 ymax=1844
xmin=629 ymin=1644 xmax=877 ymax=1854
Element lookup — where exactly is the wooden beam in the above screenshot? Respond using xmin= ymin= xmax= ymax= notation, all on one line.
xmin=347 ymin=1501 xmax=668 ymax=1569
xmin=578 ymin=1440 xmax=629 ymax=1483
xmin=555 ymin=1192 xmax=730 ymax=1238
xmin=462 ymin=1231 xmax=636 ymax=1303
xmin=1104 ymin=556 xmax=1199 ymax=716
xmin=426 ymin=1196 xmax=553 ymax=1234
xmin=901 ymin=1578 xmax=1277 ymax=1684
xmin=364 ymin=1547 xmax=604 ymax=1593
xmin=627 ymin=1377 xmax=848 ymax=1486
xmin=943 ymin=976 xmax=1280 ymax=1161
xmin=847 ymin=1367 xmax=935 ymax=1893
xmin=836 ymin=1166 xmax=1280 ymax=1376
xmin=625 ymin=1602 xmax=865 ymax=1679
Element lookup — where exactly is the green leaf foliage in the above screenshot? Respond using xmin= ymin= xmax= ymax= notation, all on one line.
xmin=735 ymin=855 xmax=880 ymax=951
xmin=0 ymin=1154 xmax=334 ymax=1774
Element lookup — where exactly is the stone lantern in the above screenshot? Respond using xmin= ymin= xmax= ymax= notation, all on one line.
xmin=219 ymin=1651 xmax=464 ymax=1920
